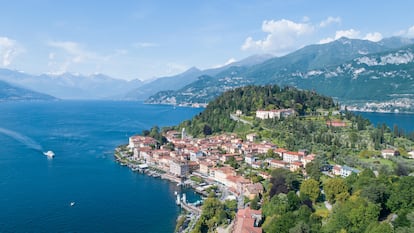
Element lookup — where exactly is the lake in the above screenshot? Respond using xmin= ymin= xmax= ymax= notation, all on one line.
xmin=0 ymin=101 xmax=202 ymax=233
xmin=1 ymin=100 xmax=413 ymax=232
xmin=357 ymin=111 xmax=414 ymax=133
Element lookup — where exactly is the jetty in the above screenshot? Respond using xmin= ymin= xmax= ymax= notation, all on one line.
xmin=176 ymin=193 xmax=202 ymax=215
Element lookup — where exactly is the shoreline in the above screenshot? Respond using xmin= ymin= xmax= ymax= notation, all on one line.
xmin=114 ymin=146 xmax=207 ymax=232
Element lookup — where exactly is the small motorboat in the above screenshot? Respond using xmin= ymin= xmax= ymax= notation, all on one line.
xmin=70 ymin=202 xmax=75 ymax=207
xmin=43 ymin=151 xmax=55 ymax=158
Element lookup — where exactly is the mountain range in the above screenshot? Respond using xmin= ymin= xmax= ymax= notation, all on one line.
xmin=145 ymin=37 xmax=414 ymax=112
xmin=124 ymin=54 xmax=273 ymax=100
xmin=0 ymin=70 xmax=143 ymax=100
xmin=1 ymin=36 xmax=414 ymax=112
xmin=0 ymin=80 xmax=56 ymax=102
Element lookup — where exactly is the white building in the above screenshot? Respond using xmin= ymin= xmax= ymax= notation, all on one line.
xmin=283 ymin=151 xmax=303 ymax=163
xmin=244 ymin=154 xmax=257 ymax=165
xmin=409 ymin=151 xmax=414 ymax=159
xmin=340 ymin=165 xmax=360 ymax=177
xmin=381 ymin=149 xmax=397 ymax=159
xmin=169 ymin=160 xmax=189 ymax=177
xmin=256 ymin=109 xmax=295 ymax=120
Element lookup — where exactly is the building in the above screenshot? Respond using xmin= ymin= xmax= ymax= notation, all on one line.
xmin=128 ymin=135 xmax=157 ymax=149
xmin=169 ymin=160 xmax=189 ymax=177
xmin=232 ymin=207 xmax=262 ymax=233
xmin=340 ymin=165 xmax=360 ymax=177
xmin=274 ymin=148 xmax=287 ymax=158
xmin=189 ymin=150 xmax=204 ymax=161
xmin=283 ymin=151 xmax=303 ymax=163
xmin=244 ymin=154 xmax=257 ymax=165
xmin=302 ymin=154 xmax=316 ymax=168
xmin=244 ymin=183 xmax=264 ymax=200
xmin=332 ymin=165 xmax=342 ymax=176
xmin=409 ymin=151 xmax=414 ymax=159
xmin=381 ymin=149 xmax=399 ymax=159
xmin=290 ymin=161 xmax=303 ymax=172
xmin=213 ymin=166 xmax=235 ymax=185
xmin=246 ymin=133 xmax=258 ymax=142
xmin=269 ymin=159 xmax=288 ymax=169
xmin=326 ymin=120 xmax=347 ymax=127
xmin=255 ymin=108 xmax=295 ymax=120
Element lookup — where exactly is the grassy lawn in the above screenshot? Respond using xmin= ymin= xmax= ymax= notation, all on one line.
xmin=360 ymin=157 xmax=395 ymax=168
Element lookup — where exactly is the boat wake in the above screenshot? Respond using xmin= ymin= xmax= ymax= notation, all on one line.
xmin=0 ymin=127 xmax=43 ymax=152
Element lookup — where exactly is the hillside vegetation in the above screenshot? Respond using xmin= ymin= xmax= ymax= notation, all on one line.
xmin=173 ymin=85 xmax=414 ymax=233
xmin=177 ymin=85 xmax=414 ymax=172
xmin=147 ymin=37 xmax=414 ymax=112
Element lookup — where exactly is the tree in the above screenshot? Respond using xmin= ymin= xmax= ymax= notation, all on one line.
xmin=300 ymin=179 xmax=320 ymax=204
xmin=191 ymin=196 xmax=230 ymax=233
xmin=203 ymin=124 xmax=212 ymax=136
xmin=289 ymin=221 xmax=310 ymax=233
xmin=263 ymin=211 xmax=296 ymax=233
xmin=266 ymin=149 xmax=277 ymax=158
xmin=364 ymin=222 xmax=394 ymax=233
xmin=305 ymin=161 xmax=321 ymax=181
xmin=287 ymin=191 xmax=301 ymax=211
xmin=269 ymin=170 xmax=289 ymax=197
xmin=142 ymin=129 xmax=150 ymax=136
xmin=323 ymin=178 xmax=349 ymax=204
xmin=387 ymin=176 xmax=414 ymax=213
xmin=250 ymin=195 xmax=260 ymax=210
xmin=323 ymin=197 xmax=380 ymax=233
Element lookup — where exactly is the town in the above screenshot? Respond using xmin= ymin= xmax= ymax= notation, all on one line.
xmin=114 ymin=108 xmax=392 ymax=233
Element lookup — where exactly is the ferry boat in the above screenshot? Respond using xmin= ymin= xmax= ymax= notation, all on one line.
xmin=43 ymin=150 xmax=55 ymax=158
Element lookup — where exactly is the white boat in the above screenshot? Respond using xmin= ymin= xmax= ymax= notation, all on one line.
xmin=70 ymin=202 xmax=75 ymax=206
xmin=43 ymin=150 xmax=55 ymax=158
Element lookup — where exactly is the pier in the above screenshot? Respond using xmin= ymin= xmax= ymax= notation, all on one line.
xmin=181 ymin=202 xmax=202 ymax=215
xmin=176 ymin=193 xmax=202 ymax=215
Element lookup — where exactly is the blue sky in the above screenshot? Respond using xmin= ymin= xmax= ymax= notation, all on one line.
xmin=1 ymin=0 xmax=414 ymax=81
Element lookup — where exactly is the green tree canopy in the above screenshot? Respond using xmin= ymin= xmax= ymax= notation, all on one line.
xmin=323 ymin=178 xmax=349 ymax=204
xmin=300 ymin=178 xmax=320 ymax=203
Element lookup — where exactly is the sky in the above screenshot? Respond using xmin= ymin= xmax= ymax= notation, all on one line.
xmin=1 ymin=0 xmax=414 ymax=81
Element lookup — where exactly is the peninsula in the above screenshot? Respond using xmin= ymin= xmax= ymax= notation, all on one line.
xmin=116 ymin=85 xmax=414 ymax=233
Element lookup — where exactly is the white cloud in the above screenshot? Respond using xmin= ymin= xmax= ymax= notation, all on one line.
xmin=163 ymin=62 xmax=188 ymax=76
xmin=399 ymin=25 xmax=414 ymax=38
xmin=0 ymin=36 xmax=23 ymax=66
xmin=241 ymin=19 xmax=314 ymax=55
xmin=224 ymin=58 xmax=237 ymax=66
xmin=48 ymin=52 xmax=55 ymax=60
xmin=48 ymin=41 xmax=102 ymax=64
xmin=334 ymin=29 xmax=361 ymax=39
xmin=319 ymin=29 xmax=382 ymax=44
xmin=363 ymin=32 xmax=383 ymax=42
xmin=408 ymin=26 xmax=414 ymax=37
xmin=319 ymin=16 xmax=341 ymax=27
xmin=133 ymin=42 xmax=159 ymax=48
xmin=47 ymin=40 xmax=110 ymax=74
xmin=212 ymin=58 xmax=237 ymax=68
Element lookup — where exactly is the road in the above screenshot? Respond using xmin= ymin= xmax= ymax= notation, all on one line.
xmin=229 ymin=114 xmax=253 ymax=126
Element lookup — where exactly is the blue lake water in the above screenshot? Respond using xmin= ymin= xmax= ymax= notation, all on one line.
xmin=1 ymin=100 xmax=413 ymax=233
xmin=0 ymin=101 xmax=202 ymax=233
xmin=357 ymin=112 xmax=414 ymax=133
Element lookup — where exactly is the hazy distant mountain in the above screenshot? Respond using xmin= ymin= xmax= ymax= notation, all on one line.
xmin=146 ymin=37 xmax=414 ymax=112
xmin=0 ymin=80 xmax=56 ymax=101
xmin=125 ymin=54 xmax=273 ymax=100
xmin=377 ymin=36 xmax=414 ymax=49
xmin=0 ymin=70 xmax=143 ymax=99
xmin=125 ymin=67 xmax=203 ymax=100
